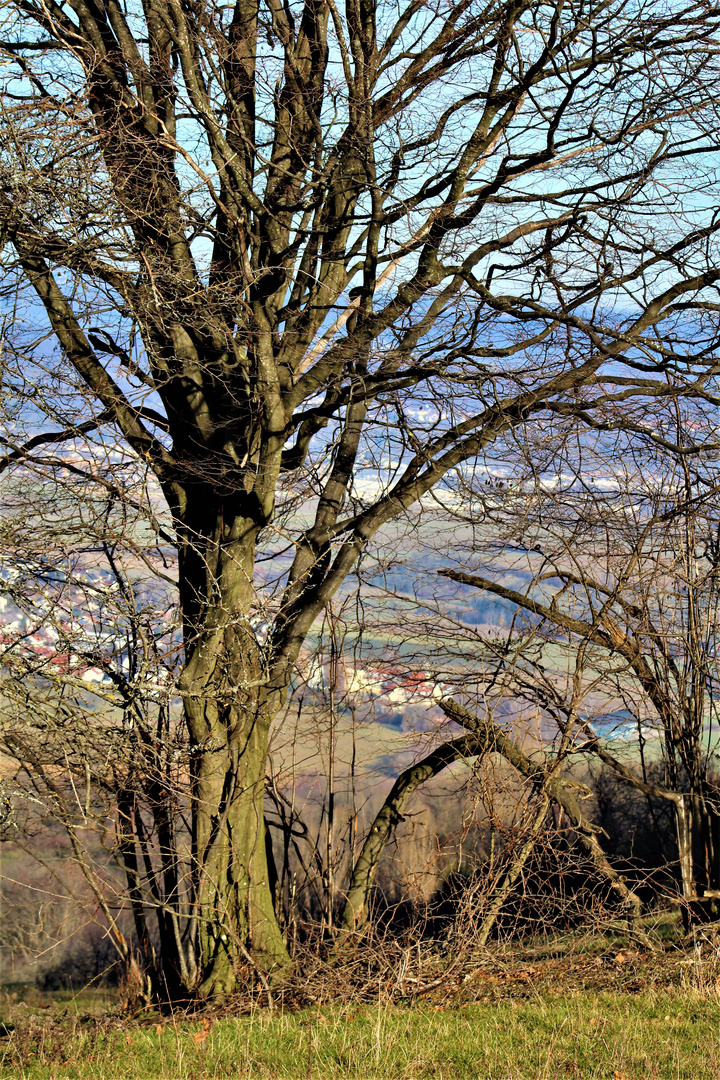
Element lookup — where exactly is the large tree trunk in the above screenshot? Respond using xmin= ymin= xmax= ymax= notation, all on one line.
xmin=176 ymin=493 xmax=290 ymax=999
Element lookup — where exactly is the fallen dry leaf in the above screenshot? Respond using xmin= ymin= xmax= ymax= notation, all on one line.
xmin=192 ymin=1017 xmax=213 ymax=1046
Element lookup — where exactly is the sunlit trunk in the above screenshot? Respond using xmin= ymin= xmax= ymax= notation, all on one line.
xmin=176 ymin=492 xmax=289 ymax=998
xmin=674 ymin=790 xmax=720 ymax=926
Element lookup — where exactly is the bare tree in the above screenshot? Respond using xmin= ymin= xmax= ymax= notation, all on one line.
xmin=433 ymin=403 xmax=720 ymax=919
xmin=2 ymin=0 xmax=720 ymax=997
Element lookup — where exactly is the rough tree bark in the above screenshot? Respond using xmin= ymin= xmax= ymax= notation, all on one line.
xmin=175 ymin=491 xmax=292 ymax=991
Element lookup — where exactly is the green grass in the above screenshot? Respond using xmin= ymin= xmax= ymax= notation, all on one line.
xmin=2 ymin=990 xmax=720 ymax=1079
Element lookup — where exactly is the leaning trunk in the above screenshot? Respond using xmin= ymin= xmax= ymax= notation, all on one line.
xmin=177 ymin=495 xmax=289 ymax=998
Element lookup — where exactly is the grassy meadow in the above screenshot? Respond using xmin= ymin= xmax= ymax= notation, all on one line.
xmin=1 ymin=992 xmax=719 ymax=1080
xmin=3 ymin=929 xmax=720 ymax=1080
